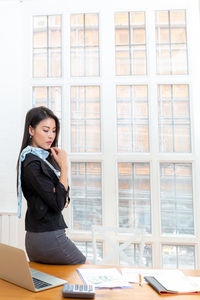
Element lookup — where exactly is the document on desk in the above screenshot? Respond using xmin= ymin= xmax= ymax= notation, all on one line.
xmin=145 ymin=273 xmax=200 ymax=294
xmin=77 ymin=268 xmax=132 ymax=289
xmin=121 ymin=268 xmax=184 ymax=284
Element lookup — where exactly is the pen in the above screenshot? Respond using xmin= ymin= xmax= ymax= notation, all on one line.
xmin=139 ymin=274 xmax=143 ymax=287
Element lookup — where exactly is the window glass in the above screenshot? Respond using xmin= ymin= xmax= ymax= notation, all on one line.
xmin=119 ymin=243 xmax=152 ymax=267
xmin=155 ymin=10 xmax=188 ymax=75
xmin=70 ymin=13 xmax=99 ymax=77
xmin=117 ymin=85 xmax=149 ymax=152
xmin=115 ymin=12 xmax=146 ymax=75
xmin=160 ymin=163 xmax=194 ymax=235
xmin=158 ymin=84 xmax=191 ymax=152
xmin=75 ymin=241 xmax=103 ymax=262
xmin=162 ymin=245 xmax=195 ymax=269
xmin=71 ymin=162 xmax=102 ymax=230
xmin=33 ymin=15 xmax=62 ymax=77
xmin=71 ymin=86 xmax=101 ymax=152
xmin=118 ymin=162 xmax=151 ymax=233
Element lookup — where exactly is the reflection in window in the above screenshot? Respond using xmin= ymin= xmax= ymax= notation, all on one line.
xmin=119 ymin=243 xmax=152 ymax=267
xmin=160 ymin=163 xmax=194 ymax=235
xmin=155 ymin=10 xmax=188 ymax=75
xmin=162 ymin=245 xmax=195 ymax=269
xmin=158 ymin=84 xmax=191 ymax=152
xmin=115 ymin=11 xmax=146 ymax=75
xmin=71 ymin=162 xmax=102 ymax=230
xmin=71 ymin=13 xmax=99 ymax=77
xmin=118 ymin=162 xmax=151 ymax=233
xmin=33 ymin=15 xmax=62 ymax=77
xmin=117 ymin=85 xmax=149 ymax=152
xmin=71 ymin=86 xmax=101 ymax=152
xmin=75 ymin=241 xmax=103 ymax=263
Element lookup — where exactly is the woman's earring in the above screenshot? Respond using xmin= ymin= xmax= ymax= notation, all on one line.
xmin=29 ymin=135 xmax=32 ymax=140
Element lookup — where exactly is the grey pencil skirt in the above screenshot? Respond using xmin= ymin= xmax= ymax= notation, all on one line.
xmin=25 ymin=229 xmax=86 ymax=265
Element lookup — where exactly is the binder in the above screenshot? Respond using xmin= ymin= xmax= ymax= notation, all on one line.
xmin=144 ymin=276 xmax=200 ymax=295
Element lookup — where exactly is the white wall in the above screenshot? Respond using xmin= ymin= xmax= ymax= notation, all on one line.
xmin=0 ymin=2 xmax=23 ymax=213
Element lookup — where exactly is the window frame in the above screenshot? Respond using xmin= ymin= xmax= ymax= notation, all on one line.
xmin=28 ymin=0 xmax=200 ymax=268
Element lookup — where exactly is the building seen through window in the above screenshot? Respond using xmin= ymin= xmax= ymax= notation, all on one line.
xmin=32 ymin=8 xmax=196 ymax=268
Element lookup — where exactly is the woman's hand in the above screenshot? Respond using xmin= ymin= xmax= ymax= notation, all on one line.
xmin=50 ymin=147 xmax=68 ymax=169
xmin=51 ymin=147 xmax=69 ymax=191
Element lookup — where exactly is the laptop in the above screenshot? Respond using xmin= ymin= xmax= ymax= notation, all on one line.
xmin=0 ymin=243 xmax=67 ymax=292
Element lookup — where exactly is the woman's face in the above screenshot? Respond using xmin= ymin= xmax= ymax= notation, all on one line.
xmin=29 ymin=118 xmax=56 ymax=150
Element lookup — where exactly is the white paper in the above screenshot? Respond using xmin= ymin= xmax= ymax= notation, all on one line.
xmin=77 ymin=268 xmax=132 ymax=288
xmin=121 ymin=268 xmax=184 ymax=284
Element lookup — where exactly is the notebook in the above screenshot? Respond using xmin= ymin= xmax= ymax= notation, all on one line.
xmin=145 ymin=275 xmax=200 ymax=295
xmin=0 ymin=243 xmax=67 ymax=292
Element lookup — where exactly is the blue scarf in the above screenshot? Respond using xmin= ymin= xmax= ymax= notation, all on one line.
xmin=18 ymin=146 xmax=60 ymax=218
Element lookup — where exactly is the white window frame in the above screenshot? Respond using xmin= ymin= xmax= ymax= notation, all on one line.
xmin=20 ymin=0 xmax=200 ymax=267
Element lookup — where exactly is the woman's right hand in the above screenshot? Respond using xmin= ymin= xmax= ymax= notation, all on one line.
xmin=50 ymin=147 xmax=68 ymax=169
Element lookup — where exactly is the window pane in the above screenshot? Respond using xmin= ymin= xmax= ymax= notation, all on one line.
xmin=49 ymin=48 xmax=61 ymax=77
xmin=118 ymin=162 xmax=151 ymax=233
xmin=158 ymin=84 xmax=191 ymax=152
xmin=132 ymin=46 xmax=146 ymax=74
xmin=117 ymin=85 xmax=149 ymax=152
xmin=162 ymin=245 xmax=195 ymax=269
xmin=33 ymin=15 xmax=62 ymax=78
xmin=156 ymin=46 xmax=171 ymax=75
xmin=71 ymin=49 xmax=84 ymax=77
xmin=48 ymin=15 xmax=61 ymax=47
xmin=156 ymin=28 xmax=170 ymax=44
xmin=155 ymin=10 xmax=188 ymax=75
xmin=74 ymin=241 xmax=103 ymax=263
xmin=115 ymin=29 xmax=129 ymax=45
xmin=71 ymin=162 xmax=102 ymax=230
xmin=115 ymin=12 xmax=146 ymax=75
xmin=33 ymin=16 xmax=47 ymax=48
xmin=71 ymin=86 xmax=101 ymax=152
xmin=160 ymin=163 xmax=194 ymax=235
xmin=32 ymin=87 xmax=62 ymax=144
xmin=33 ymin=86 xmax=61 ymax=115
xmin=119 ymin=243 xmax=152 ymax=267
xmin=115 ymin=46 xmax=130 ymax=75
xmin=71 ymin=13 xmax=99 ymax=77
xmin=33 ymin=49 xmax=47 ymax=78
xmin=85 ymin=47 xmax=99 ymax=76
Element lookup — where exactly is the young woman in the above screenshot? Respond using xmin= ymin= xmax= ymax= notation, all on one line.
xmin=17 ymin=106 xmax=86 ymax=265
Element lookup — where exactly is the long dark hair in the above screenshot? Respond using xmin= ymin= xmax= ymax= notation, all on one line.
xmin=17 ymin=106 xmax=60 ymax=189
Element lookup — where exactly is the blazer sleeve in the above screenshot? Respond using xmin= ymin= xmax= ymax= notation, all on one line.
xmin=23 ymin=160 xmax=69 ymax=212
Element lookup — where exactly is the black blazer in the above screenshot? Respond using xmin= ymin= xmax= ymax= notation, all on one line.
xmin=21 ymin=153 xmax=69 ymax=232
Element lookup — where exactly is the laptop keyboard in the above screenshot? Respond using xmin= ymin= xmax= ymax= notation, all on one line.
xmin=32 ymin=277 xmax=52 ymax=289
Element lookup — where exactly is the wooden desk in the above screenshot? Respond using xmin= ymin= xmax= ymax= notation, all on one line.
xmin=1 ymin=263 xmax=200 ymax=299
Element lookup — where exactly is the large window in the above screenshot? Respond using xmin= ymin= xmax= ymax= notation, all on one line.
xmin=31 ymin=2 xmax=199 ymax=268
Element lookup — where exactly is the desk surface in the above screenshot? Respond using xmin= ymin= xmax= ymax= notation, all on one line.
xmin=1 ymin=263 xmax=200 ymax=299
